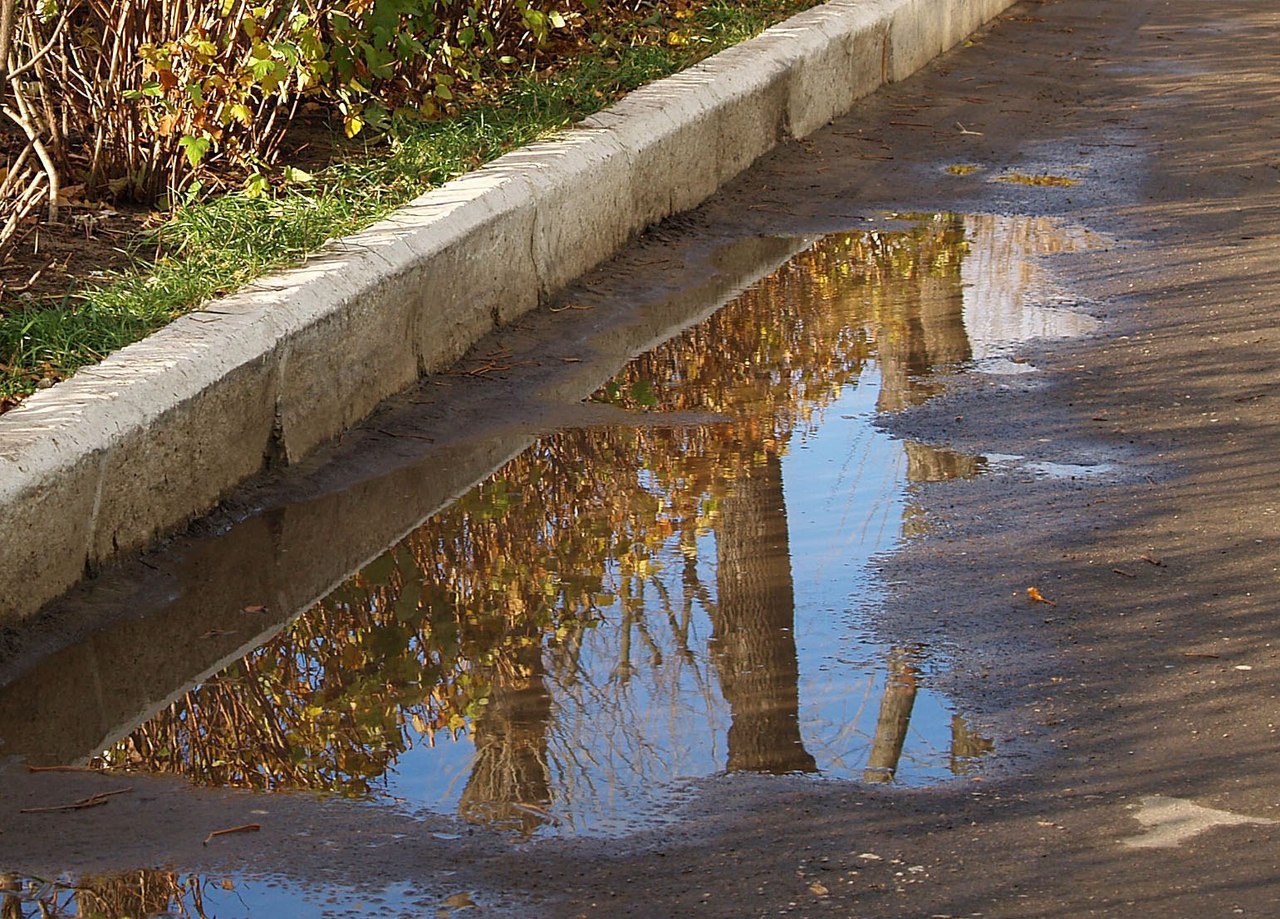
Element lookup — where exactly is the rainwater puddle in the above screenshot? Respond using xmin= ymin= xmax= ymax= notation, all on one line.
xmin=4 ymin=214 xmax=1102 ymax=846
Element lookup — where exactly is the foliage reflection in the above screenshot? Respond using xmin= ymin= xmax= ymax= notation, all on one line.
xmin=97 ymin=215 xmax=1003 ymax=834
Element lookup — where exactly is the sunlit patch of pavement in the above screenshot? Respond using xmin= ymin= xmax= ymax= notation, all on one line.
xmin=1123 ymin=795 xmax=1278 ymax=849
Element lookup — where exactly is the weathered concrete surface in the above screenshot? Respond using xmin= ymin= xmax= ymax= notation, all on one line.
xmin=0 ymin=0 xmax=1016 ymax=623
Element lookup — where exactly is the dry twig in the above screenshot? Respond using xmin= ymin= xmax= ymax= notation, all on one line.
xmin=20 ymin=787 xmax=132 ymax=813
xmin=203 ymin=823 xmax=261 ymax=846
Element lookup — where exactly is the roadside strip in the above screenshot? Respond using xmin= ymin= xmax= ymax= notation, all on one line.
xmin=0 ymin=0 xmax=1016 ymax=622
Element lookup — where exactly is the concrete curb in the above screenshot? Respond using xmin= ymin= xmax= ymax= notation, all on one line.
xmin=0 ymin=0 xmax=1016 ymax=623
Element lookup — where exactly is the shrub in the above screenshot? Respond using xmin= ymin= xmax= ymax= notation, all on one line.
xmin=0 ymin=0 xmax=592 ymax=253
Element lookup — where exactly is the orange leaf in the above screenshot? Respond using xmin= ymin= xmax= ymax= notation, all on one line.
xmin=1027 ymin=587 xmax=1057 ymax=606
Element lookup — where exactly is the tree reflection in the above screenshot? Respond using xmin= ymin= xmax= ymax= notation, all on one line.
xmin=96 ymin=215 xmax=992 ymax=823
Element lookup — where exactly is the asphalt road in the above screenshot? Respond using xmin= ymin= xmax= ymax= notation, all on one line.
xmin=4 ymin=0 xmax=1280 ymax=915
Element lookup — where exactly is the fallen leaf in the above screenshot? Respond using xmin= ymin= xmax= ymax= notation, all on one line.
xmin=443 ymin=892 xmax=476 ymax=909
xmin=1027 ymin=587 xmax=1057 ymax=606
xmin=809 ymin=882 xmax=829 ymax=897
xmin=55 ymin=184 xmax=86 ymax=206
xmin=242 ymin=604 xmax=267 ymax=613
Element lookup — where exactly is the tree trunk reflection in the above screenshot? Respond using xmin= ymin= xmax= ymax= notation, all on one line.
xmin=458 ymin=635 xmax=553 ymax=838
xmin=711 ymin=450 xmax=816 ymax=774
xmin=863 ymin=648 xmax=919 ymax=783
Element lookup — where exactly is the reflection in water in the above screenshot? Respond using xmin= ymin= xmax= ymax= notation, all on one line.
xmin=863 ymin=647 xmax=921 ymax=783
xmin=79 ymin=214 xmax=1101 ymax=835
xmin=712 ymin=450 xmax=816 ymax=775
xmin=960 ymin=214 xmax=1100 ymax=362
xmin=1 ymin=870 xmax=211 ymax=919
xmin=0 ymin=872 xmax=435 ymax=919
xmin=458 ymin=628 xmax=554 ymax=835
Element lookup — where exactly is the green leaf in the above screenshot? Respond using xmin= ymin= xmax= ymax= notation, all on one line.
xmin=177 ymin=134 xmax=211 ymax=168
xmin=629 ymin=379 xmax=658 ymax=407
xmin=243 ymin=173 xmax=271 ymax=198
xmin=282 ymin=165 xmax=315 ymax=185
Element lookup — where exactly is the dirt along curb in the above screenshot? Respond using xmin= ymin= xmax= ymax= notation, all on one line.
xmin=0 ymin=0 xmax=1016 ymax=623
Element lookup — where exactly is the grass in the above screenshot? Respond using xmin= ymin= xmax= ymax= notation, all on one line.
xmin=0 ymin=0 xmax=819 ymax=409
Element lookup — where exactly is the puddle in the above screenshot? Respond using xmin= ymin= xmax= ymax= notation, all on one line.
xmin=993 ymin=173 xmax=1081 ymax=187
xmin=1024 ymin=461 xmax=1117 ymax=480
xmin=0 ymin=872 xmax=445 ymax=918
xmin=956 ymin=214 xmax=1101 ymax=363
xmin=972 ymin=357 xmax=1039 ymax=374
xmin=3 ymin=213 xmax=1101 ymax=841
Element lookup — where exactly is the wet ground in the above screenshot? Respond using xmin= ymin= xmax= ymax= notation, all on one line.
xmin=5 ymin=0 xmax=1280 ymax=915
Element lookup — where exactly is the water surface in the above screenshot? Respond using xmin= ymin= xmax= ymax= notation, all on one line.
xmin=6 ymin=214 xmax=1100 ymax=843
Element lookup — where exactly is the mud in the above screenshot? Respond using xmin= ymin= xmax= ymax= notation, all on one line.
xmin=5 ymin=0 xmax=1280 ymax=915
